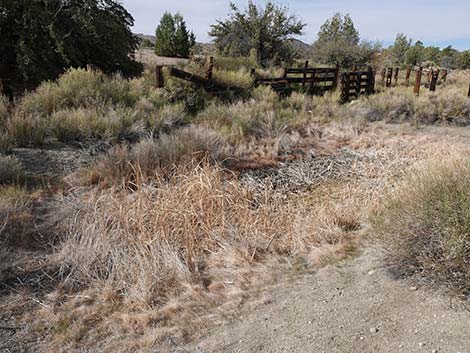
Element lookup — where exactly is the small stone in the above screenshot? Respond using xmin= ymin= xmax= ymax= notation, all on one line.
xmin=418 ymin=342 xmax=425 ymax=347
xmin=369 ymin=327 xmax=379 ymax=333
xmin=410 ymin=286 xmax=418 ymax=291
xmin=432 ymin=349 xmax=438 ymax=353
xmin=368 ymin=270 xmax=376 ymax=275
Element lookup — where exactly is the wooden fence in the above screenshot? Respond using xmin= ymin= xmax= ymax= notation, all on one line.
xmin=253 ymin=61 xmax=339 ymax=95
xmin=143 ymin=57 xmax=470 ymax=104
xmin=340 ymin=67 xmax=375 ymax=103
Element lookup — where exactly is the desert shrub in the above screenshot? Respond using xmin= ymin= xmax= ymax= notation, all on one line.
xmin=212 ymin=56 xmax=259 ymax=71
xmin=213 ymin=68 xmax=254 ymax=89
xmin=19 ymin=69 xmax=139 ymax=115
xmin=414 ymin=89 xmax=470 ymax=125
xmin=0 ymin=96 xmax=13 ymax=153
xmin=197 ymin=88 xmax=338 ymax=141
xmin=0 ymin=95 xmax=9 ymax=123
xmin=0 ymin=186 xmax=32 ymax=246
xmin=83 ymin=126 xmax=226 ymax=186
xmin=0 ymin=155 xmax=24 ymax=184
xmin=49 ymin=106 xmax=143 ymax=143
xmin=371 ymin=159 xmax=470 ymax=296
xmin=6 ymin=112 xmax=47 ymax=147
xmin=351 ymin=90 xmax=415 ymax=123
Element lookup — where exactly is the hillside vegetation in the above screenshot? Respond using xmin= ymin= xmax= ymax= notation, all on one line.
xmin=1 ymin=58 xmax=470 ymax=351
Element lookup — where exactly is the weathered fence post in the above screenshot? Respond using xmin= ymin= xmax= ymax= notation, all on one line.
xmin=333 ymin=63 xmax=340 ymax=90
xmin=156 ymin=65 xmax=164 ymax=88
xmin=429 ymin=69 xmax=439 ymax=92
xmin=282 ymin=67 xmax=288 ymax=78
xmin=405 ymin=68 xmax=411 ymax=86
xmin=427 ymin=68 xmax=433 ymax=83
xmin=355 ymin=71 xmax=362 ymax=96
xmin=386 ymin=68 xmax=393 ymax=88
xmin=309 ymin=70 xmax=316 ymax=94
xmin=381 ymin=68 xmax=386 ymax=83
xmin=394 ymin=67 xmax=399 ymax=86
xmin=302 ymin=60 xmax=309 ymax=89
xmin=206 ymin=56 xmax=214 ymax=80
xmin=340 ymin=72 xmax=350 ymax=104
xmin=366 ymin=66 xmax=375 ymax=95
xmin=441 ymin=69 xmax=448 ymax=82
xmin=414 ymin=66 xmax=423 ymax=96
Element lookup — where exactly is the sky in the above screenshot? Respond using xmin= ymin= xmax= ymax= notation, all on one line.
xmin=121 ymin=0 xmax=470 ymax=50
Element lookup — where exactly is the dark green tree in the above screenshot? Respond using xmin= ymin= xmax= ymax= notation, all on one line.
xmin=389 ymin=33 xmax=412 ymax=65
xmin=312 ymin=13 xmax=379 ymax=68
xmin=0 ymin=0 xmax=142 ymax=82
xmin=155 ymin=12 xmax=195 ymax=58
xmin=458 ymin=50 xmax=470 ymax=69
xmin=174 ymin=14 xmax=196 ymax=58
xmin=405 ymin=40 xmax=425 ymax=66
xmin=423 ymin=46 xmax=441 ymax=64
xmin=209 ymin=2 xmax=305 ymax=67
xmin=440 ymin=46 xmax=460 ymax=69
xmin=155 ymin=12 xmax=176 ymax=57
xmin=316 ymin=13 xmax=359 ymax=47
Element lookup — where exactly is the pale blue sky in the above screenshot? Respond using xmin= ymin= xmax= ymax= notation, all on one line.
xmin=122 ymin=0 xmax=470 ymax=50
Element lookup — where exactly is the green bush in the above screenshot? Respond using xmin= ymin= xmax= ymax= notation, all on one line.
xmin=19 ymin=69 xmax=139 ymax=115
xmin=50 ymin=107 xmax=141 ymax=143
xmin=371 ymin=159 xmax=470 ymax=297
xmin=6 ymin=112 xmax=47 ymax=147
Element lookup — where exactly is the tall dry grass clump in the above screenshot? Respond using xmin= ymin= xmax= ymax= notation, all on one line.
xmin=371 ymin=157 xmax=470 ymax=297
xmin=0 ymin=95 xmax=14 ymax=152
xmin=81 ymin=126 xmax=226 ymax=187
xmin=0 ymin=155 xmax=24 ymax=184
xmin=19 ymin=68 xmax=139 ymax=115
xmin=0 ymin=186 xmax=33 ymax=247
xmin=58 ymin=163 xmax=359 ymax=310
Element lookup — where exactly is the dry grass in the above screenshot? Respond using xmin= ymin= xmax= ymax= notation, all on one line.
xmin=4 ymin=66 xmax=470 ymax=352
xmin=79 ymin=126 xmax=226 ymax=187
xmin=26 ymin=121 xmax=429 ymax=351
xmin=0 ymin=186 xmax=33 ymax=246
xmin=0 ymin=155 xmax=24 ymax=184
xmin=49 ymin=159 xmax=367 ymax=349
xmin=371 ymin=155 xmax=470 ymax=297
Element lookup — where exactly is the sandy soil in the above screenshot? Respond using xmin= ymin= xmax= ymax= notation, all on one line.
xmin=185 ymin=249 xmax=470 ymax=353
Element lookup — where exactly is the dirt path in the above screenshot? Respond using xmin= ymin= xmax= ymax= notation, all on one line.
xmin=187 ymin=249 xmax=470 ymax=353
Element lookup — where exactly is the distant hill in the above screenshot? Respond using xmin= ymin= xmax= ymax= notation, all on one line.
xmin=135 ymin=33 xmax=312 ymax=58
xmin=289 ymin=38 xmax=313 ymax=57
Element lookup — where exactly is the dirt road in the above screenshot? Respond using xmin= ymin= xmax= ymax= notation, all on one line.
xmin=187 ymin=250 xmax=470 ymax=353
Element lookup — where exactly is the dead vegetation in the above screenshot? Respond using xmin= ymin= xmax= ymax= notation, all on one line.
xmin=371 ymin=154 xmax=470 ymax=297
xmin=2 ymin=66 xmax=470 ymax=352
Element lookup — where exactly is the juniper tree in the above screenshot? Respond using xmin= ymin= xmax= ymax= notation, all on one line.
xmin=155 ymin=12 xmax=195 ymax=58
xmin=312 ymin=13 xmax=379 ymax=68
xmin=209 ymin=2 xmax=305 ymax=67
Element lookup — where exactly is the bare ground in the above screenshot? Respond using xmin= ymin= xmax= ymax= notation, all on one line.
xmin=186 ymin=249 xmax=470 ymax=353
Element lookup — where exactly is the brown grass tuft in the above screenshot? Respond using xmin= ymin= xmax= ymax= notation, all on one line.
xmin=371 ymin=156 xmax=470 ymax=297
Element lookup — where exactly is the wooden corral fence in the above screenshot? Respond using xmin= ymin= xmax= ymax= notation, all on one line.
xmin=153 ymin=56 xmax=470 ymax=103
xmin=340 ymin=67 xmax=375 ymax=103
xmin=252 ymin=61 xmax=340 ymax=95
xmin=380 ymin=65 xmax=449 ymax=96
xmin=168 ymin=66 xmax=243 ymax=95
